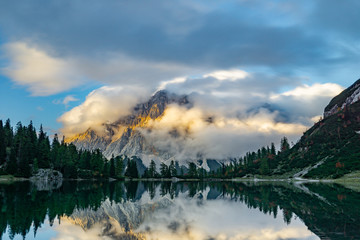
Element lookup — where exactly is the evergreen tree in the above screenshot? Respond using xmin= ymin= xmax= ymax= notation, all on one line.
xmin=27 ymin=121 xmax=38 ymax=164
xmin=160 ymin=162 xmax=169 ymax=178
xmin=38 ymin=136 xmax=51 ymax=168
xmin=260 ymin=158 xmax=269 ymax=175
xmin=33 ymin=158 xmax=39 ymax=173
xmin=6 ymin=147 xmax=17 ymax=174
xmin=188 ymin=162 xmax=197 ymax=178
xmin=115 ymin=156 xmax=124 ymax=178
xmin=51 ymin=134 xmax=60 ymax=169
xmin=17 ymin=124 xmax=31 ymax=177
xmin=270 ymin=142 xmax=276 ymax=155
xmin=149 ymin=160 xmax=157 ymax=178
xmin=4 ymin=119 xmax=13 ymax=148
xmin=109 ymin=156 xmax=116 ymax=178
xmin=0 ymin=120 xmax=6 ymax=165
xmin=125 ymin=158 xmax=138 ymax=178
xmin=169 ymin=160 xmax=177 ymax=177
xmin=90 ymin=149 xmax=104 ymax=177
xmin=130 ymin=157 xmax=139 ymax=178
xmin=103 ymin=161 xmax=110 ymax=178
xmin=280 ymin=137 xmax=290 ymax=152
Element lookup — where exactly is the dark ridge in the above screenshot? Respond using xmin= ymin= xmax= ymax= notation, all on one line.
xmin=324 ymin=78 xmax=360 ymax=113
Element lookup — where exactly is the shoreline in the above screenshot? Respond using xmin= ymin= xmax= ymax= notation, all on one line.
xmin=1 ymin=174 xmax=359 ymax=184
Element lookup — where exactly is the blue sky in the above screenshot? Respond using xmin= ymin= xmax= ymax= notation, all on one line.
xmin=0 ymin=0 xmax=359 ymax=144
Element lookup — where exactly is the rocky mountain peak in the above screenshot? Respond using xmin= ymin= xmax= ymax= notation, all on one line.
xmin=68 ymin=90 xmax=195 ymax=167
xmin=324 ymin=79 xmax=360 ymax=118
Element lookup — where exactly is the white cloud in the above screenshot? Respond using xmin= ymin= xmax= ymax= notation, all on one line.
xmin=63 ymin=95 xmax=79 ymax=106
xmin=270 ymin=83 xmax=344 ymax=125
xmin=203 ymin=69 xmax=250 ymax=81
xmin=2 ymin=41 xmax=199 ymax=96
xmin=2 ymin=42 xmax=84 ymax=96
xmin=137 ymin=195 xmax=318 ymax=240
xmin=58 ymin=85 xmax=149 ymax=137
xmin=58 ymin=68 xmax=343 ymax=161
xmin=140 ymin=104 xmax=306 ymax=161
xmin=157 ymin=77 xmax=187 ymax=91
xmin=271 ymin=83 xmax=344 ymax=99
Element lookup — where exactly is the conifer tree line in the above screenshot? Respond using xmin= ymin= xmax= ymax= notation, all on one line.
xmin=0 ymin=118 xmax=292 ymax=179
xmin=0 ymin=119 xmax=118 ymax=178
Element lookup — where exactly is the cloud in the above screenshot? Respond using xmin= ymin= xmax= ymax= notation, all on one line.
xmin=53 ymin=95 xmax=80 ymax=107
xmin=52 ymin=189 xmax=318 ymax=240
xmin=272 ymin=83 xmax=343 ymax=99
xmin=58 ymin=68 xmax=344 ymax=160
xmin=137 ymin=194 xmax=317 ymax=240
xmin=1 ymin=42 xmax=84 ymax=96
xmin=63 ymin=95 xmax=79 ymax=106
xmin=270 ymin=83 xmax=344 ymax=124
xmin=52 ymin=219 xmax=107 ymax=240
xmin=203 ymin=69 xmax=249 ymax=81
xmin=58 ymin=86 xmax=149 ymax=137
xmin=0 ymin=1 xmax=358 ymax=98
xmin=0 ymin=0 xmax=356 ymax=80
xmin=140 ymin=104 xmax=306 ymax=161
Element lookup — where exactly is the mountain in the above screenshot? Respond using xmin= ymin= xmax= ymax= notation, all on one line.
xmin=276 ymin=79 xmax=360 ymax=178
xmin=66 ymin=90 xmax=220 ymax=169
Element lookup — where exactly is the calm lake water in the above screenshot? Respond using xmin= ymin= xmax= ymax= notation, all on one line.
xmin=0 ymin=180 xmax=359 ymax=240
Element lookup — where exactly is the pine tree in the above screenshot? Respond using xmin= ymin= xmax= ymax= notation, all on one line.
xmin=188 ymin=162 xmax=197 ymax=178
xmin=4 ymin=119 xmax=13 ymax=148
xmin=27 ymin=121 xmax=38 ymax=164
xmin=169 ymin=160 xmax=177 ymax=177
xmin=260 ymin=158 xmax=269 ymax=175
xmin=0 ymin=120 xmax=6 ymax=165
xmin=115 ymin=156 xmax=124 ymax=178
xmin=149 ymin=160 xmax=157 ymax=178
xmin=103 ymin=161 xmax=110 ymax=178
xmin=38 ymin=136 xmax=51 ymax=168
xmin=270 ymin=142 xmax=276 ymax=155
xmin=109 ymin=156 xmax=116 ymax=178
xmin=6 ymin=147 xmax=17 ymax=174
xmin=281 ymin=137 xmax=290 ymax=152
xmin=90 ymin=149 xmax=104 ymax=177
xmin=160 ymin=162 xmax=169 ymax=178
xmin=17 ymin=124 xmax=31 ymax=177
xmin=51 ymin=134 xmax=60 ymax=169
xmin=125 ymin=158 xmax=138 ymax=178
xmin=131 ymin=160 xmax=139 ymax=178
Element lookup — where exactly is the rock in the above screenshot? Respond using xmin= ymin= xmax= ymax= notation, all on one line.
xmin=324 ymin=79 xmax=360 ymax=118
xmin=67 ymin=90 xmax=192 ymax=167
xmin=30 ymin=169 xmax=63 ymax=190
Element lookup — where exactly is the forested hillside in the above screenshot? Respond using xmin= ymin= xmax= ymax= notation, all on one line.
xmin=0 ymin=120 xmax=111 ymax=178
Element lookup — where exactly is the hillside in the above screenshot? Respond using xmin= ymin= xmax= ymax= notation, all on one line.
xmin=276 ymin=79 xmax=360 ymax=178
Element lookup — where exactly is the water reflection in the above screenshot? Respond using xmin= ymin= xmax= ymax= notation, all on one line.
xmin=0 ymin=181 xmax=359 ymax=239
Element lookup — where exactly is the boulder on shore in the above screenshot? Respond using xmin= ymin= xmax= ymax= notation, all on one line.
xmin=30 ymin=169 xmax=63 ymax=190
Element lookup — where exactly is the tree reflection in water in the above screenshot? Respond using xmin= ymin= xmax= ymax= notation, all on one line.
xmin=0 ymin=181 xmax=359 ymax=239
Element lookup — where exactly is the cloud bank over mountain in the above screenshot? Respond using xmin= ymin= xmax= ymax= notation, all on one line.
xmin=58 ymin=70 xmax=343 ymax=160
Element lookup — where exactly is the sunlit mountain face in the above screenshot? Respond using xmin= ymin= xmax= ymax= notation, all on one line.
xmin=1 ymin=181 xmax=360 ymax=240
xmin=63 ymin=84 xmax=341 ymax=169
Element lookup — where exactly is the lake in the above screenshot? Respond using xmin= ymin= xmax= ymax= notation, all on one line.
xmin=0 ymin=180 xmax=359 ymax=240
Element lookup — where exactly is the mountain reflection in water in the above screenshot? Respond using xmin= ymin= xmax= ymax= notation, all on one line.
xmin=0 ymin=181 xmax=359 ymax=240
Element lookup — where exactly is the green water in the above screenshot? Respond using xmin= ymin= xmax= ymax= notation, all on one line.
xmin=0 ymin=181 xmax=359 ymax=239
